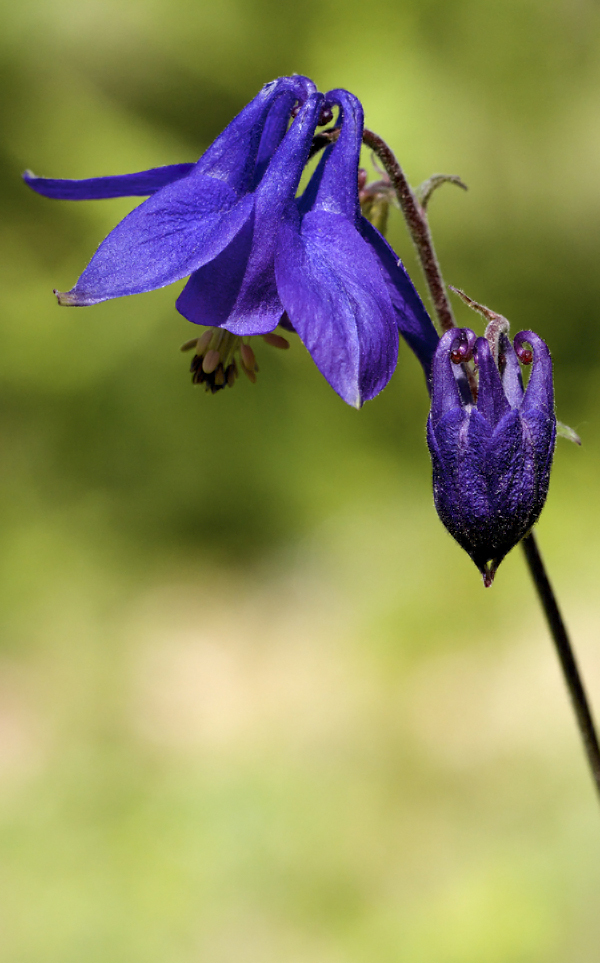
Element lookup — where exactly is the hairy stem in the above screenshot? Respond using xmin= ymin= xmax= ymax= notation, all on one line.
xmin=362 ymin=128 xmax=456 ymax=333
xmin=522 ymin=533 xmax=600 ymax=799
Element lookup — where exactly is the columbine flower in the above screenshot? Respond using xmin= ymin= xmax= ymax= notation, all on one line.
xmin=24 ymin=75 xmax=438 ymax=407
xmin=426 ymin=325 xmax=556 ymax=586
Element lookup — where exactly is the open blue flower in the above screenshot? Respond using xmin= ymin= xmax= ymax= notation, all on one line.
xmin=25 ymin=75 xmax=438 ymax=406
xmin=427 ymin=327 xmax=556 ymax=585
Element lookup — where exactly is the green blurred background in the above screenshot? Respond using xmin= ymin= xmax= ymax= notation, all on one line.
xmin=1 ymin=0 xmax=600 ymax=959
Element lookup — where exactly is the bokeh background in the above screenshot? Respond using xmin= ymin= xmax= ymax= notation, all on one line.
xmin=1 ymin=0 xmax=600 ymax=959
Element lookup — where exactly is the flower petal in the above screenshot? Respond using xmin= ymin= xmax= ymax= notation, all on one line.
xmin=499 ymin=332 xmax=524 ymax=407
xmin=429 ymin=329 xmax=472 ymax=427
xmin=23 ymin=164 xmax=195 ymax=200
xmin=515 ymin=332 xmax=556 ymax=495
xmin=359 ymin=218 xmax=440 ymax=376
xmin=176 ymin=207 xmax=285 ymax=333
xmin=299 ymin=88 xmax=362 ymax=221
xmin=177 ymin=92 xmax=324 ymax=334
xmin=275 ymin=208 xmax=398 ymax=407
xmin=515 ymin=331 xmax=554 ymax=417
xmin=474 ymin=336 xmax=511 ymax=428
xmin=57 ymin=174 xmax=254 ymax=305
xmin=252 ymin=94 xmax=299 ymax=188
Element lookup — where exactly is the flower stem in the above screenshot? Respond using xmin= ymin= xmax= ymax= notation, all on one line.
xmin=362 ymin=128 xmax=457 ymax=333
xmin=521 ymin=532 xmax=600 ymax=799
xmin=363 ymin=127 xmax=600 ymax=801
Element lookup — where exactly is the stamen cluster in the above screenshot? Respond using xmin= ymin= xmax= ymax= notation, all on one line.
xmin=180 ymin=328 xmax=290 ymax=392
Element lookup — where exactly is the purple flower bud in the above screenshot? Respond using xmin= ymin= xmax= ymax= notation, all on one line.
xmin=426 ymin=327 xmax=556 ymax=586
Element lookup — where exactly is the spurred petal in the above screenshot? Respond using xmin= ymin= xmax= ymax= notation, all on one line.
xmin=499 ymin=332 xmax=524 ymax=408
xmin=177 ymin=92 xmax=324 ymax=334
xmin=275 ymin=208 xmax=398 ymax=407
xmin=515 ymin=331 xmax=554 ymax=417
xmin=23 ymin=164 xmax=195 ymax=200
xmin=300 ymin=88 xmax=362 ymax=221
xmin=429 ymin=328 xmax=476 ymax=427
xmin=359 ymin=218 xmax=439 ymax=376
xmin=474 ymin=336 xmax=511 ymax=428
xmin=193 ymin=75 xmax=315 ymax=192
xmin=516 ymin=332 xmax=556 ymax=494
xmin=253 ymin=94 xmax=299 ymax=187
xmin=57 ymin=175 xmax=254 ymax=305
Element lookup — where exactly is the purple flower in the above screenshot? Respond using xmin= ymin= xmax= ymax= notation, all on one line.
xmin=24 ymin=76 xmax=438 ymax=407
xmin=426 ymin=327 xmax=556 ymax=585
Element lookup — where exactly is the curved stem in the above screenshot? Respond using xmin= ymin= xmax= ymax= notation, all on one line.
xmin=362 ymin=128 xmax=456 ymax=333
xmin=522 ymin=533 xmax=600 ymax=799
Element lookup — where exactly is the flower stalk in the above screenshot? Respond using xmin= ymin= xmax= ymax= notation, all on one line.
xmin=361 ymin=128 xmax=457 ymax=334
xmin=522 ymin=533 xmax=600 ymax=801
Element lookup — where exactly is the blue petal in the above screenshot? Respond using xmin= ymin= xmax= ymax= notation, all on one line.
xmin=252 ymin=95 xmax=297 ymax=188
xmin=57 ymin=174 xmax=254 ymax=305
xmin=275 ymin=208 xmax=398 ymax=407
xmin=176 ymin=207 xmax=285 ymax=333
xmin=359 ymin=218 xmax=439 ymax=376
xmin=177 ymin=92 xmax=324 ymax=334
xmin=23 ymin=164 xmax=195 ymax=200
xmin=300 ymin=88 xmax=363 ymax=221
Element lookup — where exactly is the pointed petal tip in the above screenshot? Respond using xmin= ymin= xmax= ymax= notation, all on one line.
xmin=54 ymin=288 xmax=79 ymax=306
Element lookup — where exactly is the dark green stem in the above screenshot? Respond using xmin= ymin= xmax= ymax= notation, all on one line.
xmin=522 ymin=533 xmax=600 ymax=799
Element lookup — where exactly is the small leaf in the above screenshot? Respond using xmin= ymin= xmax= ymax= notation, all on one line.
xmin=417 ymin=174 xmax=468 ymax=210
xmin=556 ymin=420 xmax=582 ymax=445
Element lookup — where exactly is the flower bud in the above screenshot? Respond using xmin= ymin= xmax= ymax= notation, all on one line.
xmin=426 ymin=327 xmax=556 ymax=585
